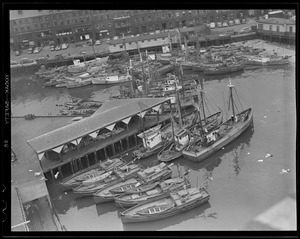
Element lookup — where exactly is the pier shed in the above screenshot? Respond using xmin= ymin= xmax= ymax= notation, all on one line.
xmin=27 ymin=98 xmax=171 ymax=180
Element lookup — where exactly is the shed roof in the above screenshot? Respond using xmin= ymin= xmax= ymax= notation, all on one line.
xmin=27 ymin=98 xmax=170 ymax=154
xmin=257 ymin=17 xmax=295 ymax=25
xmin=110 ymin=31 xmax=178 ymax=45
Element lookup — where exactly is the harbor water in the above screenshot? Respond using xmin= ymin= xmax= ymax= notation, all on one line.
xmin=11 ymin=49 xmax=296 ymax=230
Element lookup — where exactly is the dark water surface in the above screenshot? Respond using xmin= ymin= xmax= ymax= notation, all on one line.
xmin=11 ymin=62 xmax=296 ymax=231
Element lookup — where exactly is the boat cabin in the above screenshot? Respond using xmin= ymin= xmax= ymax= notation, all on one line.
xmin=175 ymin=128 xmax=190 ymax=147
xmin=137 ymin=124 xmax=163 ymax=149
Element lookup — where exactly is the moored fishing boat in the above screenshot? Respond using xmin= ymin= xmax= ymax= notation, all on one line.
xmin=66 ymin=78 xmax=92 ymax=89
xmin=93 ymin=177 xmax=140 ymax=204
xmin=115 ymin=175 xmax=191 ymax=208
xmin=91 ymin=73 xmax=131 ymax=85
xmin=203 ymin=62 xmax=244 ymax=75
xmin=136 ymin=162 xmax=173 ymax=184
xmin=192 ymin=62 xmax=224 ymax=72
xmin=158 ymin=78 xmax=223 ymax=162
xmin=120 ymin=187 xmax=210 ymax=223
xmin=59 ymin=156 xmax=127 ymax=191
xmin=156 ymin=63 xmax=175 ymax=75
xmin=132 ymin=124 xmax=172 ymax=160
xmin=72 ymin=163 xmax=143 ymax=198
xmin=182 ymin=80 xmax=253 ymax=162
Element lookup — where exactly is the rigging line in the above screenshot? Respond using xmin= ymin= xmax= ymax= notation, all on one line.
xmin=222 ymin=91 xmax=228 ymax=121
xmin=235 ymin=88 xmax=251 ymax=108
xmin=204 ymin=94 xmax=217 ymax=113
xmin=205 ymin=93 xmax=222 ymax=112
xmin=233 ymin=87 xmax=244 ymax=111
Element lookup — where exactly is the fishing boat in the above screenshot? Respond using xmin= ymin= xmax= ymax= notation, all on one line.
xmin=59 ymin=156 xmax=126 ymax=191
xmin=109 ymin=181 xmax=159 ymax=195
xmin=115 ymin=175 xmax=191 ymax=208
xmin=180 ymin=61 xmax=199 ymax=70
xmin=72 ymin=163 xmax=143 ymax=198
xmin=136 ymin=162 xmax=173 ymax=184
xmin=203 ymin=62 xmax=244 ymax=75
xmin=182 ymin=80 xmax=253 ymax=162
xmin=158 ymin=79 xmax=223 ymax=162
xmin=120 ymin=187 xmax=210 ymax=223
xmin=66 ymin=78 xmax=92 ymax=89
xmin=156 ymin=53 xmax=172 ymax=65
xmin=192 ymin=62 xmax=224 ymax=72
xmin=93 ymin=177 xmax=140 ymax=204
xmin=156 ymin=64 xmax=175 ymax=75
xmin=91 ymin=73 xmax=131 ymax=85
xmin=132 ymin=124 xmax=172 ymax=160
xmin=242 ymin=54 xmax=290 ymax=67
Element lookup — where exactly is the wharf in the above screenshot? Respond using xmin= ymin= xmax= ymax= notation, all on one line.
xmin=11 ymin=116 xmax=73 ymax=231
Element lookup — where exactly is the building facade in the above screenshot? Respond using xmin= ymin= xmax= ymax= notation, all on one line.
xmin=256 ymin=18 xmax=295 ymax=44
xmin=10 ymin=9 xmax=248 ymax=50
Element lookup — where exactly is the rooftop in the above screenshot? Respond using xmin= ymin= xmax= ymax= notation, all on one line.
xmin=27 ymin=98 xmax=170 ymax=154
xmin=11 ymin=116 xmax=74 ymax=186
xmin=257 ymin=17 xmax=295 ymax=25
xmin=110 ymin=30 xmax=178 ymax=45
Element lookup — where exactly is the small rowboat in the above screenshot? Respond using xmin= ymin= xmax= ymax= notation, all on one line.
xmin=120 ymin=187 xmax=210 ymax=223
xmin=82 ymin=170 xmax=113 ymax=185
xmin=136 ymin=204 xmax=174 ymax=215
xmin=109 ymin=181 xmax=159 ymax=195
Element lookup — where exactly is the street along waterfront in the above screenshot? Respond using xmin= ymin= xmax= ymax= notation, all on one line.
xmin=11 ymin=47 xmax=296 ymax=231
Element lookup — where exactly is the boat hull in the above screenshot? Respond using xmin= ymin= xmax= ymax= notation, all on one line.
xmin=203 ymin=65 xmax=244 ymax=75
xmin=120 ymin=194 xmax=210 ymax=223
xmin=182 ymin=109 xmax=253 ymax=162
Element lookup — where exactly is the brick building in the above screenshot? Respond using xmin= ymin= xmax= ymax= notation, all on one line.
xmin=10 ymin=9 xmax=248 ymax=50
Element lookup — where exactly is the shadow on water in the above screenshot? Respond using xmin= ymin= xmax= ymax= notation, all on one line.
xmin=75 ymin=196 xmax=96 ymax=210
xmin=96 ymin=201 xmax=117 ymax=216
xmin=121 ymin=201 xmax=212 ymax=231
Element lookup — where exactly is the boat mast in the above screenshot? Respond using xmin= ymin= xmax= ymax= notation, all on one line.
xmin=199 ymin=76 xmax=207 ymax=123
xmin=168 ymin=31 xmax=172 ymax=53
xmin=228 ymin=79 xmax=235 ymax=119
xmin=128 ymin=59 xmax=135 ymax=98
xmin=138 ymin=44 xmax=147 ymax=97
xmin=175 ymin=75 xmax=183 ymax=128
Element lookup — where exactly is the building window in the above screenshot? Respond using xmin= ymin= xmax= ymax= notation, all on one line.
xmin=72 ymin=12 xmax=76 ymax=17
xmin=289 ymin=26 xmax=293 ymax=32
xmin=276 ymin=26 xmax=279 ymax=32
xmin=19 ymin=19 xmax=23 ymax=25
xmin=257 ymin=23 xmax=263 ymax=30
xmin=142 ymin=17 xmax=145 ymax=22
xmin=175 ymin=12 xmax=179 ymax=17
xmin=86 ymin=17 xmax=90 ymax=21
xmin=27 ymin=26 xmax=30 ymax=31
xmin=168 ymin=13 xmax=172 ymax=18
xmin=41 ymin=23 xmax=44 ymax=28
xmin=85 ymin=10 xmax=89 ymax=15
xmin=61 ymin=21 xmax=64 ymax=25
xmin=15 ymin=28 xmax=18 ymax=32
xmin=269 ymin=25 xmax=272 ymax=31
xmin=18 ymin=10 xmax=22 ymax=15
xmin=21 ymin=26 xmax=24 ymax=31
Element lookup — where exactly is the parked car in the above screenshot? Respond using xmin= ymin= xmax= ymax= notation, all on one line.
xmin=27 ymin=47 xmax=34 ymax=54
xmin=55 ymin=45 xmax=62 ymax=51
xmin=87 ymin=39 xmax=94 ymax=46
xmin=15 ymin=50 xmax=22 ymax=56
xmin=234 ymin=19 xmax=241 ymax=25
xmin=229 ymin=20 xmax=234 ymax=26
xmin=217 ymin=22 xmax=222 ymax=28
xmin=241 ymin=18 xmax=247 ymax=24
xmin=222 ymin=21 xmax=229 ymax=27
xmin=239 ymin=27 xmax=252 ymax=34
xmin=95 ymin=40 xmax=102 ymax=45
xmin=33 ymin=47 xmax=42 ymax=54
xmin=50 ymin=45 xmax=55 ymax=51
xmin=61 ymin=43 xmax=69 ymax=49
xmin=209 ymin=22 xmax=216 ymax=29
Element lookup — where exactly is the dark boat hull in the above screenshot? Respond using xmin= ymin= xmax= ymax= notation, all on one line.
xmin=182 ymin=109 xmax=253 ymax=162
